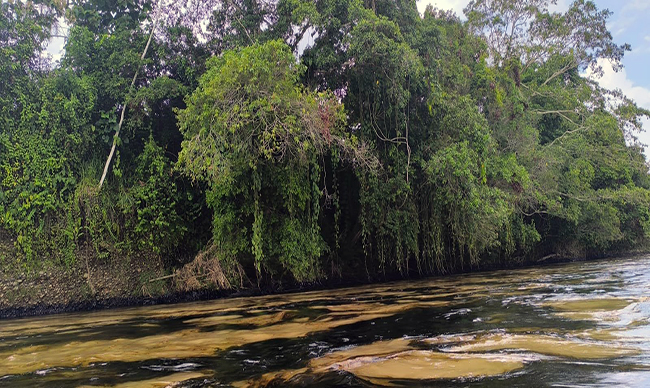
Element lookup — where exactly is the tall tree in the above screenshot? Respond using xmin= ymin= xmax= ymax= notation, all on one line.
xmin=177 ymin=40 xmax=373 ymax=284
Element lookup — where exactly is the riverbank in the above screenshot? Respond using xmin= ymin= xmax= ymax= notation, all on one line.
xmin=0 ymin=237 xmax=172 ymax=318
xmin=2 ymin=242 xmax=647 ymax=319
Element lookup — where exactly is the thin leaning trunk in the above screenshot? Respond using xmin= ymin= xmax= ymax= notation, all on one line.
xmin=98 ymin=0 xmax=162 ymax=189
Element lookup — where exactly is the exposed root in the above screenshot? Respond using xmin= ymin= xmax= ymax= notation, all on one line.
xmin=174 ymin=243 xmax=247 ymax=291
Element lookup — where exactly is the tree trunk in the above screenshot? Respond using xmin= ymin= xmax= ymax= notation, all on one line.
xmin=98 ymin=0 xmax=161 ymax=189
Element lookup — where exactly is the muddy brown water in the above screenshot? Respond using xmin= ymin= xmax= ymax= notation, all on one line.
xmin=3 ymin=256 xmax=650 ymax=387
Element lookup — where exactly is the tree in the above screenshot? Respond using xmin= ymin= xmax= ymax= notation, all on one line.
xmin=97 ymin=0 xmax=162 ymax=189
xmin=1 ymin=0 xmax=60 ymax=127
xmin=464 ymin=0 xmax=628 ymax=75
xmin=177 ymin=40 xmax=373 ymax=283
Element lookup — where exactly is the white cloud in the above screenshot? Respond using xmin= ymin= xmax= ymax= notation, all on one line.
xmin=46 ymin=35 xmax=65 ymax=63
xmin=589 ymin=62 xmax=650 ymax=112
xmin=611 ymin=0 xmax=650 ymax=36
xmin=45 ymin=17 xmax=68 ymax=65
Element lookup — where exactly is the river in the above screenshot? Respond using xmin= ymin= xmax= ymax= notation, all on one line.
xmin=2 ymin=256 xmax=650 ymax=387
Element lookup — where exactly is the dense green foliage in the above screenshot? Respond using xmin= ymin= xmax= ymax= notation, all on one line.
xmin=1 ymin=0 xmax=649 ymax=288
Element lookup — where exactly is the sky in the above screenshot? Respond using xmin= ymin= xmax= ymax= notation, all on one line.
xmin=417 ymin=0 xmax=650 ymax=157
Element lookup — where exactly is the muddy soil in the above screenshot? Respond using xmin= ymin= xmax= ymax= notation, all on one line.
xmin=0 ymin=235 xmax=171 ymax=318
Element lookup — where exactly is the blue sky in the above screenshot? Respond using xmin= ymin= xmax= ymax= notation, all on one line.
xmin=418 ymin=0 xmax=650 ymax=157
xmin=602 ymin=0 xmax=650 ymax=90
